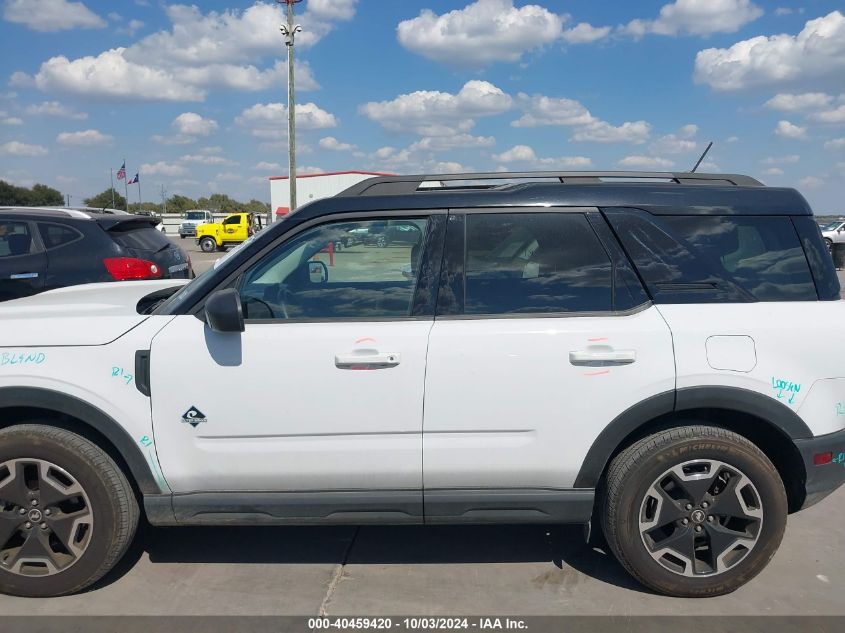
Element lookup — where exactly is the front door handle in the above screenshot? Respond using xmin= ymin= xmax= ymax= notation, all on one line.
xmin=335 ymin=351 xmax=401 ymax=370
xmin=10 ymin=272 xmax=38 ymax=280
xmin=569 ymin=349 xmax=636 ymax=367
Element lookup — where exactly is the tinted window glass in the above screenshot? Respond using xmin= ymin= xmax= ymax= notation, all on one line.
xmin=606 ymin=208 xmax=817 ymax=302
xmin=0 ymin=221 xmax=33 ymax=258
xmin=239 ymin=218 xmax=429 ymax=320
xmin=109 ymin=225 xmax=170 ymax=252
xmin=38 ymin=223 xmax=81 ymax=249
xmin=662 ymin=216 xmax=816 ymax=301
xmin=223 ymin=215 xmax=241 ymax=225
xmin=464 ymin=213 xmax=612 ymax=314
xmin=793 ymin=216 xmax=840 ymax=301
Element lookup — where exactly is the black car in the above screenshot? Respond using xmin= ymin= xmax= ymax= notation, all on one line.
xmin=0 ymin=206 xmax=192 ymax=302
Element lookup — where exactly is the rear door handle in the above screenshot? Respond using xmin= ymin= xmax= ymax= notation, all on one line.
xmin=569 ymin=349 xmax=636 ymax=366
xmin=10 ymin=272 xmax=38 ymax=280
xmin=335 ymin=352 xmax=401 ymax=370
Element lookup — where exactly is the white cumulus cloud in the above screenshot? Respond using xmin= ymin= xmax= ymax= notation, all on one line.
xmin=236 ymin=102 xmax=338 ymax=138
xmin=56 ymin=129 xmax=113 ymax=146
xmin=140 ymin=161 xmax=187 ymax=177
xmin=397 ymin=0 xmax=564 ymax=67
xmin=512 ymin=93 xmax=651 ymax=144
xmin=694 ymin=11 xmax=845 ymax=91
xmin=319 ymin=137 xmax=356 ymax=151
xmin=3 ymin=0 xmax=105 ymax=32
xmin=173 ymin=112 xmax=218 ymax=137
xmin=25 ymin=100 xmax=87 ymax=119
xmin=764 ymin=92 xmax=835 ymax=111
xmin=617 ymin=155 xmax=675 ymax=169
xmin=0 ymin=141 xmax=49 ymax=156
xmin=562 ymin=23 xmax=612 ymax=44
xmin=775 ymin=120 xmax=807 ymax=138
xmin=360 ymin=80 xmax=512 ymax=136
xmin=622 ymin=0 xmax=763 ymax=37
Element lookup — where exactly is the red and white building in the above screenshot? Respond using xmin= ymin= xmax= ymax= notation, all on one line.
xmin=269 ymin=171 xmax=392 ymax=221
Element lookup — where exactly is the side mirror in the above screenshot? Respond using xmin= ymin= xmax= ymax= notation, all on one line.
xmin=308 ymin=260 xmax=328 ymax=284
xmin=204 ymin=288 xmax=245 ymax=333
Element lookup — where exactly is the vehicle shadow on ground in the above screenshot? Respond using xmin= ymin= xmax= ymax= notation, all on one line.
xmin=94 ymin=522 xmax=650 ymax=594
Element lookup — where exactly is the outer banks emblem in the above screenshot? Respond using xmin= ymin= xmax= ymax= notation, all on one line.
xmin=182 ymin=406 xmax=207 ymax=427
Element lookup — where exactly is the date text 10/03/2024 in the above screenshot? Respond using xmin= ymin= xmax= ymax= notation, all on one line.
xmin=308 ymin=618 xmax=528 ymax=630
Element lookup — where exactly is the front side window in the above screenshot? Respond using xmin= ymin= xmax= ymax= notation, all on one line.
xmin=0 ymin=221 xmax=33 ymax=258
xmin=463 ymin=213 xmax=613 ymax=314
xmin=239 ymin=218 xmax=429 ymax=320
xmin=223 ymin=215 xmax=241 ymax=225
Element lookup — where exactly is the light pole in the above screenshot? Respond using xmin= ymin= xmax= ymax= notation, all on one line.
xmin=278 ymin=0 xmax=302 ymax=221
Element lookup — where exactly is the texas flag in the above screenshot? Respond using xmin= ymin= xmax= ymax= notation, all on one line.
xmin=127 ymin=173 xmax=139 ymax=184
xmin=116 ymin=162 xmax=126 ymax=180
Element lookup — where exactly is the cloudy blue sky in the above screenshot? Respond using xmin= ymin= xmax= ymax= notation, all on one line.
xmin=0 ymin=0 xmax=843 ymax=211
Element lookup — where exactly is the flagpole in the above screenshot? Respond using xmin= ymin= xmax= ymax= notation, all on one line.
xmin=137 ymin=177 xmax=142 ymax=211
xmin=123 ymin=158 xmax=129 ymax=212
xmin=110 ymin=169 xmax=115 ymax=208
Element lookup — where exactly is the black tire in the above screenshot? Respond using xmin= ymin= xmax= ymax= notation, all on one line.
xmin=376 ymin=235 xmax=387 ymax=248
xmin=199 ymin=237 xmax=216 ymax=253
xmin=180 ymin=235 xmax=185 ymax=239
xmin=0 ymin=425 xmax=139 ymax=597
xmin=601 ymin=425 xmax=787 ymax=598
xmin=824 ymin=238 xmax=833 ymax=253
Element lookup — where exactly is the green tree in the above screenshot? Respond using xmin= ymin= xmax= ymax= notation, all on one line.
xmin=0 ymin=180 xmax=64 ymax=206
xmin=29 ymin=183 xmax=64 ymax=206
xmin=244 ymin=199 xmax=271 ymax=215
xmin=84 ymin=188 xmax=126 ymax=210
xmin=167 ymin=194 xmax=198 ymax=215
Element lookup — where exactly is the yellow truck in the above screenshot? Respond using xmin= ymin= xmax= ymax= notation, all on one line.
xmin=196 ymin=212 xmax=255 ymax=252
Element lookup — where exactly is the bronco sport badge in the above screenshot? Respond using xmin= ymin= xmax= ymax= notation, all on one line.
xmin=181 ymin=406 xmax=207 ymax=427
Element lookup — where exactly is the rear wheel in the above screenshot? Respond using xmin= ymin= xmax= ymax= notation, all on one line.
xmin=199 ymin=237 xmax=216 ymax=253
xmin=0 ymin=425 xmax=138 ymax=597
xmin=825 ymin=238 xmax=833 ymax=253
xmin=601 ymin=426 xmax=787 ymax=597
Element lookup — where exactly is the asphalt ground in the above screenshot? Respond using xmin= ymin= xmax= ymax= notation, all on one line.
xmin=1 ymin=239 xmax=843 ymax=619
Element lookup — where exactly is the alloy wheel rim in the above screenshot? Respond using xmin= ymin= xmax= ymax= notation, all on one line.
xmin=638 ymin=459 xmax=763 ymax=577
xmin=0 ymin=458 xmax=94 ymax=577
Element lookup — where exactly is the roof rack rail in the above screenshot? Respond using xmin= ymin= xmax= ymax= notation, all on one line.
xmin=336 ymin=171 xmax=764 ymax=197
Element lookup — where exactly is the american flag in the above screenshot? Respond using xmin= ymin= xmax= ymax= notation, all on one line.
xmin=127 ymin=173 xmax=139 ymax=185
xmin=116 ymin=162 xmax=126 ymax=180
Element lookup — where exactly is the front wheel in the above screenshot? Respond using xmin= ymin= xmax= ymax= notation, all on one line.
xmin=601 ymin=425 xmax=787 ymax=597
xmin=0 ymin=425 xmax=139 ymax=597
xmin=199 ymin=237 xmax=217 ymax=253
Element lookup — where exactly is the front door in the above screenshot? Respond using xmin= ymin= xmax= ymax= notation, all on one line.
xmin=150 ymin=214 xmax=443 ymax=502
xmin=0 ymin=220 xmax=46 ymax=301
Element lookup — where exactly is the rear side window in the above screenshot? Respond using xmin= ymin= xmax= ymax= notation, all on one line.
xmin=605 ymin=208 xmax=817 ymax=302
xmin=38 ymin=223 xmax=82 ymax=250
xmin=463 ymin=213 xmax=613 ymax=314
xmin=109 ymin=224 xmax=170 ymax=252
xmin=0 ymin=221 xmax=34 ymax=257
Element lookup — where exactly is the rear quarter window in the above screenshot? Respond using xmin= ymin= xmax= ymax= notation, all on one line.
xmin=605 ymin=209 xmax=817 ymax=303
xmin=108 ymin=224 xmax=170 ymax=252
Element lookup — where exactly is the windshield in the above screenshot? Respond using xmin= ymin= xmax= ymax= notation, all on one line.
xmin=821 ymin=221 xmax=843 ymax=232
xmin=186 ymin=212 xmax=207 ymax=220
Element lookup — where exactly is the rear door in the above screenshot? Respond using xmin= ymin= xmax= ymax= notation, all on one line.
xmin=0 ymin=219 xmax=46 ymax=301
xmin=421 ymin=209 xmax=676 ymax=516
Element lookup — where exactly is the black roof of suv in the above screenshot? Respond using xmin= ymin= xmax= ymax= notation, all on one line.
xmin=158 ymin=170 xmax=836 ymax=314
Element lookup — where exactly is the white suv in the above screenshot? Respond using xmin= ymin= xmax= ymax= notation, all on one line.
xmin=0 ymin=171 xmax=843 ymax=599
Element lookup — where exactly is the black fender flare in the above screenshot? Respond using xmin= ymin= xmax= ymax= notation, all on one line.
xmin=0 ymin=386 xmax=163 ymax=495
xmin=573 ymin=386 xmax=812 ymax=488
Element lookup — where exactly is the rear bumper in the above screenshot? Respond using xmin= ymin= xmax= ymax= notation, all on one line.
xmin=794 ymin=427 xmax=845 ymax=509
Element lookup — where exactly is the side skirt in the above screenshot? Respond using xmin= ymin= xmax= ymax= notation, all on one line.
xmin=144 ymin=489 xmax=595 ymax=527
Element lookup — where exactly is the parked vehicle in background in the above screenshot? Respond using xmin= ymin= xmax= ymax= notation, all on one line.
xmin=0 ymin=206 xmax=192 ymax=302
xmin=195 ymin=212 xmax=254 ymax=253
xmin=0 ymin=171 xmax=843 ymax=599
xmin=178 ymin=210 xmax=214 ymax=239
xmin=820 ymin=219 xmax=845 ymax=251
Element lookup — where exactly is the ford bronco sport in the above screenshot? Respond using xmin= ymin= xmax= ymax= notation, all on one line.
xmin=0 ymin=171 xmax=843 ymax=598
